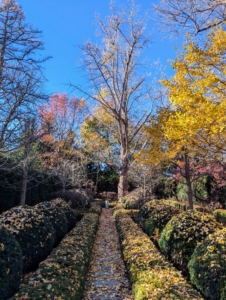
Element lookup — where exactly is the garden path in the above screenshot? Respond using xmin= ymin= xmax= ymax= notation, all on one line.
xmin=82 ymin=207 xmax=133 ymax=300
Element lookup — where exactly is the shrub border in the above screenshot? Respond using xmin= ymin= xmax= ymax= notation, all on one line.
xmin=12 ymin=213 xmax=99 ymax=300
xmin=115 ymin=213 xmax=203 ymax=300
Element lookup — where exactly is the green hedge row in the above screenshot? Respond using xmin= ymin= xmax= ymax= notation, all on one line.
xmin=0 ymin=205 xmax=56 ymax=272
xmin=50 ymin=198 xmax=77 ymax=231
xmin=213 ymin=209 xmax=226 ymax=224
xmin=88 ymin=201 xmax=102 ymax=215
xmin=113 ymin=208 xmax=139 ymax=221
xmin=188 ymin=228 xmax=226 ymax=300
xmin=0 ymin=200 xmax=77 ymax=299
xmin=35 ymin=201 xmax=68 ymax=246
xmin=137 ymin=200 xmax=226 ymax=299
xmin=163 ymin=199 xmax=211 ymax=213
xmin=116 ymin=213 xmax=203 ymax=300
xmin=11 ymin=213 xmax=99 ymax=300
xmin=159 ymin=210 xmax=222 ymax=270
xmin=0 ymin=226 xmax=23 ymax=300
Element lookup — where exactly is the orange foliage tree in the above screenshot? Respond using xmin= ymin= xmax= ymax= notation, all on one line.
xmin=39 ymin=93 xmax=86 ymax=194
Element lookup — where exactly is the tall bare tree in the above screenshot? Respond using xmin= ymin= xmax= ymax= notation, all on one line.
xmin=154 ymin=0 xmax=226 ymax=35
xmin=0 ymin=0 xmax=49 ymax=151
xmin=74 ymin=1 xmax=156 ymax=199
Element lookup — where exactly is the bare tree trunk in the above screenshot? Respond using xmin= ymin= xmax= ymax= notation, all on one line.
xmin=184 ymin=153 xmax=193 ymax=209
xmin=20 ymin=165 xmax=28 ymax=205
xmin=62 ymin=182 xmax=66 ymax=200
xmin=118 ymin=148 xmax=129 ymax=200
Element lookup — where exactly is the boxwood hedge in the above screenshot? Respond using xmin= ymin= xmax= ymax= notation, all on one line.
xmin=12 ymin=213 xmax=99 ymax=300
xmin=137 ymin=200 xmax=163 ymax=229
xmin=0 ymin=226 xmax=23 ymax=300
xmin=159 ymin=210 xmax=222 ymax=270
xmin=35 ymin=201 xmax=68 ymax=246
xmin=213 ymin=209 xmax=226 ymax=225
xmin=50 ymin=198 xmax=77 ymax=231
xmin=0 ymin=205 xmax=55 ymax=271
xmin=188 ymin=228 xmax=226 ymax=300
xmin=143 ymin=204 xmax=180 ymax=238
xmin=116 ymin=213 xmax=203 ymax=300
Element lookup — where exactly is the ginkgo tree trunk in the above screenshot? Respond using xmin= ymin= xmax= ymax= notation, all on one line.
xmin=74 ymin=1 xmax=155 ymax=200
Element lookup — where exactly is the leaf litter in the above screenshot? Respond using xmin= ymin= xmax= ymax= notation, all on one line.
xmin=82 ymin=208 xmax=133 ymax=300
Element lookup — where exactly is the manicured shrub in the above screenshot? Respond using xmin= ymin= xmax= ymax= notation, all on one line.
xmin=213 ymin=209 xmax=226 ymax=225
xmin=163 ymin=199 xmax=188 ymax=211
xmin=159 ymin=210 xmax=222 ymax=269
xmin=124 ymin=195 xmax=140 ymax=209
xmin=0 ymin=205 xmax=55 ymax=271
xmin=0 ymin=226 xmax=23 ymax=300
xmin=116 ymin=214 xmax=203 ymax=299
xmin=35 ymin=201 xmax=68 ymax=246
xmin=113 ymin=208 xmax=139 ymax=221
xmin=122 ymin=188 xmax=149 ymax=209
xmin=137 ymin=199 xmax=163 ymax=229
xmin=188 ymin=228 xmax=226 ymax=300
xmin=12 ymin=213 xmax=99 ymax=300
xmin=88 ymin=202 xmax=102 ymax=215
xmin=144 ymin=203 xmax=180 ymax=238
xmin=51 ymin=198 xmax=77 ymax=231
xmin=52 ymin=188 xmax=93 ymax=209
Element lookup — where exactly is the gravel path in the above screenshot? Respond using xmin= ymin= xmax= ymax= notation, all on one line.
xmin=82 ymin=208 xmax=133 ymax=300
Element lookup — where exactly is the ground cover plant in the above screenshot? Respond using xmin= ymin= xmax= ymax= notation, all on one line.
xmin=159 ymin=210 xmax=222 ymax=270
xmin=0 ymin=226 xmax=23 ymax=300
xmin=0 ymin=205 xmax=55 ymax=271
xmin=116 ymin=213 xmax=203 ymax=299
xmin=188 ymin=228 xmax=226 ymax=300
xmin=12 ymin=213 xmax=99 ymax=300
xmin=35 ymin=201 xmax=68 ymax=246
xmin=50 ymin=198 xmax=77 ymax=231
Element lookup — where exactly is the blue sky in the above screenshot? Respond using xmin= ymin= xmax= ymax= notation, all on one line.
xmin=17 ymin=0 xmax=181 ymax=97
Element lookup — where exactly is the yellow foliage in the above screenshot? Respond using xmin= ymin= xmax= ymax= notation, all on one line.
xmin=137 ymin=26 xmax=226 ymax=168
xmin=163 ymin=26 xmax=226 ymax=153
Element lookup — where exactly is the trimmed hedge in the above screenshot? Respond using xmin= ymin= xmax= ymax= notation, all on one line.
xmin=163 ymin=199 xmax=211 ymax=213
xmin=12 ymin=213 xmax=99 ymax=300
xmin=137 ymin=200 xmax=163 ymax=229
xmin=159 ymin=210 xmax=222 ymax=269
xmin=188 ymin=228 xmax=226 ymax=300
xmin=113 ymin=208 xmax=139 ymax=221
xmin=0 ymin=226 xmax=23 ymax=300
xmin=88 ymin=202 xmax=102 ymax=215
xmin=35 ymin=201 xmax=68 ymax=246
xmin=213 ymin=209 xmax=226 ymax=225
xmin=143 ymin=204 xmax=180 ymax=238
xmin=122 ymin=195 xmax=140 ymax=209
xmin=121 ymin=188 xmax=149 ymax=209
xmin=53 ymin=189 xmax=94 ymax=209
xmin=50 ymin=198 xmax=77 ymax=231
xmin=0 ymin=205 xmax=55 ymax=271
xmin=116 ymin=213 xmax=203 ymax=299
xmin=163 ymin=199 xmax=188 ymax=211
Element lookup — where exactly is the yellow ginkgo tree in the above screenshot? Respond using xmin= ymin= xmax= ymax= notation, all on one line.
xmin=163 ymin=26 xmax=226 ymax=160
xmin=137 ymin=26 xmax=226 ymax=209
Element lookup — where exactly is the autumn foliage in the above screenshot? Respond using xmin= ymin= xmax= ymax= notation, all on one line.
xmin=39 ymin=93 xmax=84 ymax=169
